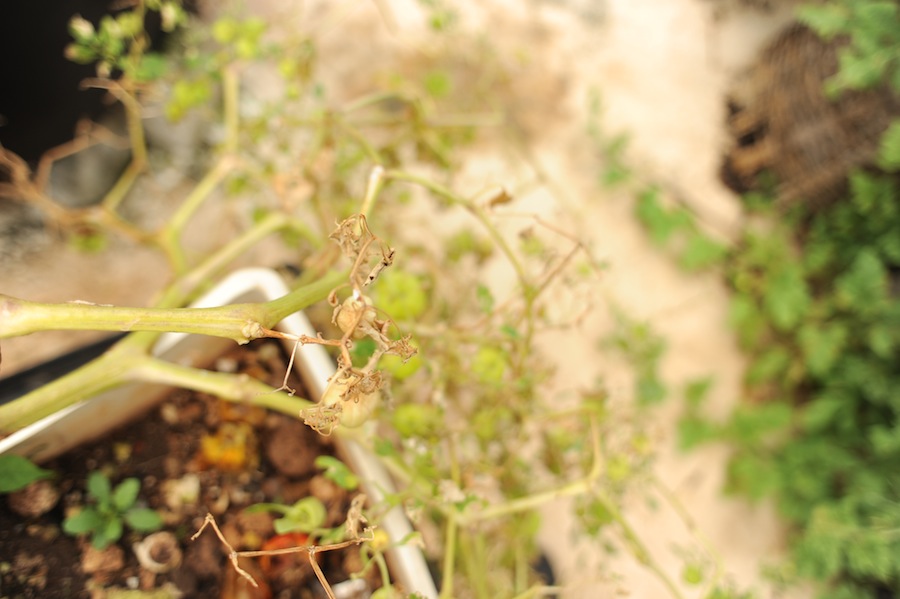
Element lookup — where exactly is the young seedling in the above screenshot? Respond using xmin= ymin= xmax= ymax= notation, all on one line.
xmin=245 ymin=496 xmax=328 ymax=536
xmin=63 ymin=470 xmax=163 ymax=549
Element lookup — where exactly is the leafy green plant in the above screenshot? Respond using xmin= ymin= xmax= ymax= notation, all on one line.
xmin=710 ymin=168 xmax=900 ymax=597
xmin=665 ymin=120 xmax=900 ymax=599
xmin=63 ymin=471 xmax=163 ymax=549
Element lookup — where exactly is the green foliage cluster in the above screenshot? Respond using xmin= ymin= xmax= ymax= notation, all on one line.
xmin=797 ymin=0 xmax=900 ymax=174
xmin=672 ymin=5 xmax=900 ymax=594
xmin=694 ymin=170 xmax=900 ymax=597
xmin=65 ymin=0 xmax=186 ymax=81
xmin=797 ymin=0 xmax=900 ymax=96
xmin=63 ymin=471 xmax=163 ymax=549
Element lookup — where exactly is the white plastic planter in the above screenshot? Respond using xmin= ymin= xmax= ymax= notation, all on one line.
xmin=0 ymin=267 xmax=438 ymax=598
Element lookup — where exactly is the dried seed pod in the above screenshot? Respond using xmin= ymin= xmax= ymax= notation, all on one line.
xmin=321 ymin=374 xmax=380 ymax=428
xmin=333 ymin=294 xmax=377 ymax=340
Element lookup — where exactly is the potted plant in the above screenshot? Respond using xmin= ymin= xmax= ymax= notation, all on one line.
xmin=1 ymin=264 xmax=437 ymax=598
xmin=0 ymin=3 xmax=737 ymax=598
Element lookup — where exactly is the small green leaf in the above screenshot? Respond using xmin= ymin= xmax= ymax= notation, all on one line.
xmin=212 ymin=17 xmax=238 ymax=43
xmin=635 ymin=186 xmax=678 ymax=246
xmin=763 ymin=264 xmax=810 ymax=331
xmin=636 ymin=372 xmax=666 ymax=406
xmin=679 ymin=233 xmax=728 ymax=271
xmin=112 ymin=478 xmax=140 ymax=512
xmin=729 ymin=294 xmax=765 ymax=349
xmin=677 ymin=415 xmax=719 ymax=450
xmin=133 ymin=52 xmax=168 ymax=82
xmin=684 ymin=377 xmax=713 ymax=408
xmin=87 ymin=471 xmax=112 ymax=503
xmin=471 ymin=346 xmax=507 ymax=384
xmin=278 ymin=497 xmax=327 ymax=533
xmin=725 ymin=452 xmax=779 ymax=500
xmin=798 ymin=323 xmax=848 ymax=378
xmin=475 ymin=284 xmax=494 ymax=314
xmin=835 ymin=249 xmax=887 ymax=309
xmin=728 ymin=402 xmax=792 ymax=445
xmin=63 ymin=507 xmax=103 ymax=535
xmin=315 ymin=456 xmax=359 ymax=490
xmin=746 ymin=346 xmax=791 ymax=385
xmin=500 ymin=324 xmax=520 ymax=339
xmin=423 ymin=70 xmax=452 ymax=98
xmin=878 ymin=120 xmax=900 ymax=171
xmin=801 ymin=394 xmax=847 ymax=433
xmin=682 ymin=563 xmax=704 ymax=585
xmin=96 ymin=517 xmax=123 ymax=548
xmin=866 ymin=326 xmax=894 ymax=358
xmin=577 ymin=497 xmax=616 ymax=535
xmin=124 ymin=507 xmax=163 ymax=532
xmin=0 ymin=454 xmax=53 ymax=493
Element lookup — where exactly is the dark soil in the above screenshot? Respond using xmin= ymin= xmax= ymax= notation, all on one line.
xmin=0 ymin=340 xmax=377 ymax=599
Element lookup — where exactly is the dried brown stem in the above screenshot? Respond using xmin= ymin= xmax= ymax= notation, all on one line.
xmin=192 ymin=512 xmax=375 ymax=597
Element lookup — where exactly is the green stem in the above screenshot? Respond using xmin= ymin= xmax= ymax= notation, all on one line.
xmin=0 ymin=346 xmax=313 ymax=433
xmin=372 ymin=552 xmax=392 ymax=593
xmin=133 ymin=356 xmax=312 ymax=416
xmin=156 ymin=65 xmax=240 ymax=273
xmin=100 ymin=84 xmax=147 ymax=211
xmin=0 ymin=296 xmax=267 ymax=342
xmin=158 ymin=155 xmax=237 ymax=273
xmin=158 ymin=211 xmax=291 ymax=309
xmin=604 ymin=497 xmax=686 ymax=599
xmin=0 ymin=270 xmax=345 ymax=342
xmin=383 ymin=169 xmax=531 ymax=290
xmin=457 ymin=417 xmax=601 ymax=525
xmin=222 ymin=66 xmax=240 ymax=154
xmin=438 ymin=516 xmax=458 ymax=599
xmin=0 ymin=343 xmax=145 ymax=432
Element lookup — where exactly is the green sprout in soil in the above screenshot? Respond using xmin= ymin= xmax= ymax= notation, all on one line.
xmin=62 ymin=470 xmax=163 ymax=549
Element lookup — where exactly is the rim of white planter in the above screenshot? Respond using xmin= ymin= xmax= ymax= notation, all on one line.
xmin=0 ymin=267 xmax=438 ymax=599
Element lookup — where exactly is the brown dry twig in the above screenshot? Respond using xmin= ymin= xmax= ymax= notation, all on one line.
xmin=192 ymin=511 xmax=375 ymax=599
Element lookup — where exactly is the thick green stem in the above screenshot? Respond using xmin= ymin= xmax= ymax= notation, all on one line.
xmin=0 ymin=297 xmax=267 ymax=342
xmin=133 ymin=357 xmax=312 ymax=416
xmin=0 ymin=344 xmax=144 ymax=432
xmin=0 ymin=346 xmax=314 ymax=433
xmin=0 ymin=270 xmax=345 ymax=342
